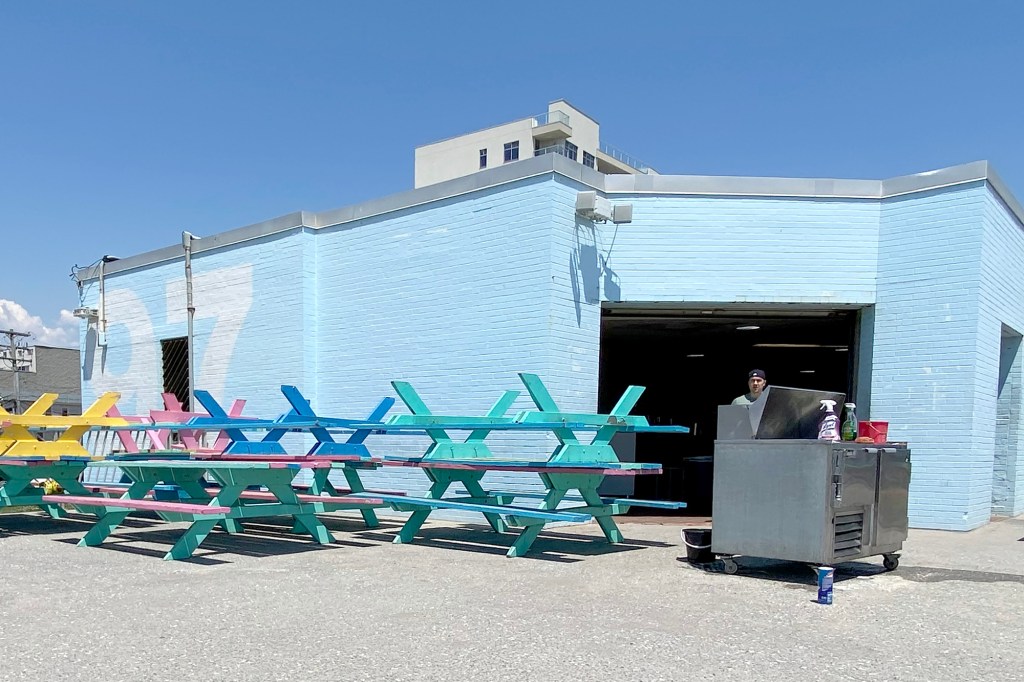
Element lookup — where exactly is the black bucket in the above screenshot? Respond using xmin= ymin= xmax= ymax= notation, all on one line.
xmin=682 ymin=528 xmax=714 ymax=563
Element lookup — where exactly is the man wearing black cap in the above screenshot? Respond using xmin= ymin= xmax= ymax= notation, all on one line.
xmin=731 ymin=369 xmax=767 ymax=405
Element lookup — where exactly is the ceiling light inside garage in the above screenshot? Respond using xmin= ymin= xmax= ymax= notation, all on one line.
xmin=753 ymin=343 xmax=848 ymax=349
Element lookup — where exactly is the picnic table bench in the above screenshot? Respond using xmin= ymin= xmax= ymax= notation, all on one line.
xmin=372 ymin=372 xmax=689 ymax=557
xmin=46 ymin=458 xmax=387 ymax=560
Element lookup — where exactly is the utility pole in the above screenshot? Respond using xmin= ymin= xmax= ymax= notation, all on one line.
xmin=2 ymin=329 xmax=32 ymax=414
xmin=182 ymin=231 xmax=200 ymax=411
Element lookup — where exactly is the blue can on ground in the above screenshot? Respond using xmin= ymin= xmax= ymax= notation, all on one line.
xmin=816 ymin=566 xmax=835 ymax=605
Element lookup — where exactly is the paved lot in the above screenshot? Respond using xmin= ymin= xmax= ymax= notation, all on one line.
xmin=1 ymin=511 xmax=1022 ymax=682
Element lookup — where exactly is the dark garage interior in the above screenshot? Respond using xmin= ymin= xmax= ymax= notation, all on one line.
xmin=597 ymin=305 xmax=864 ymax=516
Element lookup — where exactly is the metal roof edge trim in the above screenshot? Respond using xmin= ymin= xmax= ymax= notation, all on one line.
xmin=75 ymin=158 xmax=1023 ymax=282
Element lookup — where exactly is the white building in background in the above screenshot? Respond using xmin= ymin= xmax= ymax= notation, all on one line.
xmin=413 ymin=99 xmax=657 ymax=189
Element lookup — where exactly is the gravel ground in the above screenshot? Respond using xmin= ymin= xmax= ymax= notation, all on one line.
xmin=1 ymin=512 xmax=1022 ymax=682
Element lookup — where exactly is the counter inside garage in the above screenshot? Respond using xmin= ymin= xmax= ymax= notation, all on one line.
xmin=597 ymin=304 xmax=865 ymax=515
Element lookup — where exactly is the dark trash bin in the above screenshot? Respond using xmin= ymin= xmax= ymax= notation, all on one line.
xmin=682 ymin=527 xmax=714 ymax=563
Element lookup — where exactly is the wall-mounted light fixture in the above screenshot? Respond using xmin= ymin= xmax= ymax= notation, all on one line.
xmin=575 ymin=191 xmax=633 ymax=224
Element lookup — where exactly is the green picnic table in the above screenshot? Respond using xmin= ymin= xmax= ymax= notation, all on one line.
xmin=0 ymin=458 xmax=96 ymax=518
xmin=45 ymin=459 xmax=385 ymax=560
xmin=372 ymin=372 xmax=691 ymax=557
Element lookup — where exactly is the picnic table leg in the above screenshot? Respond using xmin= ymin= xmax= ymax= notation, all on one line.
xmin=338 ymin=467 xmax=380 ymax=529
xmin=163 ymin=484 xmax=247 ymax=561
xmin=578 ymin=485 xmax=623 ymax=544
xmin=461 ymin=476 xmax=507 ymax=533
xmin=175 ymin=478 xmax=243 ymax=534
xmin=78 ymin=481 xmax=157 ymax=548
xmin=164 ymin=517 xmax=224 ymax=560
xmin=262 ymin=480 xmax=334 ymax=545
xmin=393 ymin=479 xmax=452 ymax=545
xmin=506 ymin=488 xmax=567 ymax=558
xmin=57 ymin=470 xmax=106 ymax=518
xmin=299 ymin=468 xmax=378 ymax=531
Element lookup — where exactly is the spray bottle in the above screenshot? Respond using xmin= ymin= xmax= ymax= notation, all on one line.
xmin=841 ymin=403 xmax=858 ymax=441
xmin=818 ymin=400 xmax=840 ymax=441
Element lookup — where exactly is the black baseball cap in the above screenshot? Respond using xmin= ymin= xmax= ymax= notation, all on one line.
xmin=748 ymin=369 xmax=766 ymax=380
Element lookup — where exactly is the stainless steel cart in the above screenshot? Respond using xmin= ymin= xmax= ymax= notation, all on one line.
xmin=711 ymin=386 xmax=911 ymax=574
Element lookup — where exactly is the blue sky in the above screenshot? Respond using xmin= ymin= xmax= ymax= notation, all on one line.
xmin=2 ymin=1 xmax=1022 ymax=346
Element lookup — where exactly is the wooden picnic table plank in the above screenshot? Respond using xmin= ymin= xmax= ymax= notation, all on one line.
xmin=381 ymin=458 xmax=663 ymax=476
xmin=488 ymin=490 xmax=689 ymax=510
xmin=189 ymin=452 xmax=379 ymax=464
xmin=42 ymin=494 xmax=231 ymax=515
xmin=348 ymin=493 xmax=592 ymax=523
xmin=89 ymin=459 xmax=306 ymax=470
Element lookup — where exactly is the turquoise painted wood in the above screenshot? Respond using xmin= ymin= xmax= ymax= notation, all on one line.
xmin=382 ymin=373 xmax=689 ymax=557
xmin=0 ymin=459 xmax=97 ymax=518
xmin=486 ymin=489 xmax=688 ymax=510
xmin=68 ymin=459 xmax=348 ymax=560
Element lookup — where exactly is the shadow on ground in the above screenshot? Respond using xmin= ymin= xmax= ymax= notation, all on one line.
xmin=0 ymin=510 xmax=159 ymax=538
xmin=355 ymin=523 xmax=673 ymax=563
xmin=16 ymin=510 xmax=671 ymax=565
xmin=677 ymin=555 xmax=888 ymax=584
xmin=677 ymin=555 xmax=1024 ymax=586
xmin=46 ymin=514 xmax=408 ymax=565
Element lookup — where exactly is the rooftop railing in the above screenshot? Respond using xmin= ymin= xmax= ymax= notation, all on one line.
xmin=531 ymin=110 xmax=571 ymax=127
xmin=534 ymin=143 xmax=571 ymax=158
xmin=598 ymin=142 xmax=651 ymax=173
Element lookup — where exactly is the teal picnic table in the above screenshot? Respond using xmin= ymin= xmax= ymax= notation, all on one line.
xmin=0 ymin=457 xmax=97 ymax=518
xmin=44 ymin=459 xmax=385 ymax=560
xmin=368 ymin=372 xmax=691 ymax=557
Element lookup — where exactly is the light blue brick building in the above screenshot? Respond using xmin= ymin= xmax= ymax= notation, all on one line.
xmin=75 ymin=154 xmax=1024 ymax=530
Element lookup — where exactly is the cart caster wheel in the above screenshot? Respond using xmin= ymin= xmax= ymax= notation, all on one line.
xmin=721 ymin=558 xmax=739 ymax=575
xmin=882 ymin=554 xmax=899 ymax=571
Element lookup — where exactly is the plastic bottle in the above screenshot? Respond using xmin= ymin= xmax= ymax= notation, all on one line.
xmin=841 ymin=403 xmax=858 ymax=441
xmin=818 ymin=400 xmax=840 ymax=441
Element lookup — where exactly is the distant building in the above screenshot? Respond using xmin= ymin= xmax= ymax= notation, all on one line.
xmin=0 ymin=344 xmax=81 ymax=415
xmin=414 ymin=99 xmax=656 ymax=188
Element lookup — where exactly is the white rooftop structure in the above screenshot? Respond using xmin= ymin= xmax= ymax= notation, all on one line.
xmin=413 ymin=99 xmax=657 ymax=188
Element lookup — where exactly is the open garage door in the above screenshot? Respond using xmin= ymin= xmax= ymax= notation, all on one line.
xmin=598 ymin=304 xmax=866 ymax=516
